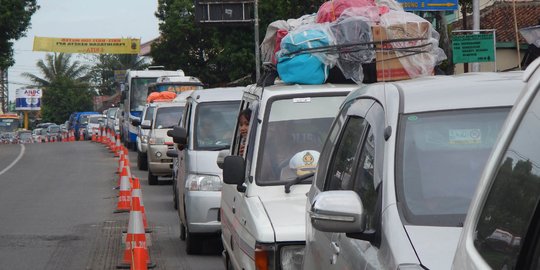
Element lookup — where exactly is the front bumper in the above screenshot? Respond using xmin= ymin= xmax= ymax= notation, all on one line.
xmin=148 ymin=144 xmax=174 ymax=175
xmin=185 ymin=190 xmax=221 ymax=233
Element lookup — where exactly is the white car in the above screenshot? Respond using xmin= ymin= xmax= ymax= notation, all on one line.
xmin=220 ymin=83 xmax=355 ymax=270
xmin=452 ymin=58 xmax=540 ymax=269
xmin=85 ymin=115 xmax=106 ymax=140
xmin=302 ymin=71 xmax=525 ymax=270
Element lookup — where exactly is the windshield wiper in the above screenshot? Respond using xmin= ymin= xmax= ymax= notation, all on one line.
xmin=284 ymin=172 xmax=315 ymax=194
xmin=205 ymin=145 xmax=230 ymax=151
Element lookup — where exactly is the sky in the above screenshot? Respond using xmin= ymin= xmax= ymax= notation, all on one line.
xmin=7 ymin=0 xmax=160 ymax=101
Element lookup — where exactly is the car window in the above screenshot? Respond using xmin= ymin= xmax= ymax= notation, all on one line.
xmin=144 ymin=107 xmax=155 ymax=121
xmin=474 ymin=94 xmax=540 ymax=269
xmin=194 ymin=101 xmax=240 ymax=150
xmin=154 ymin=106 xmax=183 ymax=129
xmin=396 ymin=107 xmax=511 ymax=226
xmin=257 ymin=95 xmax=346 ymax=184
xmin=325 ymin=117 xmax=367 ymax=191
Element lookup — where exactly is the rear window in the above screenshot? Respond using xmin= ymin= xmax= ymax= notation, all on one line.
xmin=397 ymin=107 xmax=510 ymax=226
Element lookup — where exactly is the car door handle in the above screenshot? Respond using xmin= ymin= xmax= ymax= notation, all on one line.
xmin=331 ymin=241 xmax=340 ymax=255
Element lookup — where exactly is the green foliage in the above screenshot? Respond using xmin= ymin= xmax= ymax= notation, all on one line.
xmin=151 ymin=0 xmax=324 ymax=87
xmin=41 ymin=76 xmax=93 ymax=123
xmin=0 ymin=0 xmax=39 ymax=69
xmin=23 ymin=53 xmax=94 ymax=123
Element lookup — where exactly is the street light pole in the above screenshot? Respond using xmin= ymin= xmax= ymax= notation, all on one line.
xmin=472 ymin=0 xmax=480 ymax=72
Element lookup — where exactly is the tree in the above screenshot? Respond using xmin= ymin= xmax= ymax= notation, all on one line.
xmin=22 ymin=53 xmax=94 ymax=123
xmin=151 ymin=0 xmax=324 ymax=87
xmin=0 ymin=0 xmax=39 ymax=69
xmin=89 ymin=54 xmax=150 ymax=96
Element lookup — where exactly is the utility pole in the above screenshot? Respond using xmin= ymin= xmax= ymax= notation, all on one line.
xmin=0 ymin=68 xmax=7 ymax=113
xmin=254 ymin=0 xmax=261 ymax=81
xmin=472 ymin=0 xmax=480 ymax=72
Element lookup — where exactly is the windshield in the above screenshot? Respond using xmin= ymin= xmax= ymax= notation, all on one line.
xmin=257 ymin=96 xmax=346 ymax=185
xmin=194 ymin=101 xmax=240 ymax=150
xmin=154 ymin=106 xmax=183 ymax=129
xmin=80 ymin=115 xmax=89 ymax=125
xmin=397 ymin=107 xmax=510 ymax=226
xmin=89 ymin=117 xmax=104 ymax=124
xmin=130 ymin=77 xmax=157 ymax=111
xmin=0 ymin=118 xmax=20 ymax=133
xmin=19 ymin=132 xmax=32 ymax=139
xmin=107 ymin=108 xmax=118 ymax=118
xmin=49 ymin=126 xmax=60 ymax=133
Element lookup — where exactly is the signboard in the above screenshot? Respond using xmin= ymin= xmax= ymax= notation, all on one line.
xmin=452 ymin=33 xmax=496 ymax=63
xmin=15 ymin=89 xmax=42 ymax=111
xmin=33 ymin=37 xmax=140 ymax=54
xmin=114 ymin=70 xmax=127 ymax=83
xmin=195 ymin=0 xmax=254 ymax=24
xmin=398 ymin=0 xmax=458 ymax=11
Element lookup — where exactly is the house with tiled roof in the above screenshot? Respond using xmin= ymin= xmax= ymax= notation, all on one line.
xmin=451 ymin=0 xmax=540 ymax=73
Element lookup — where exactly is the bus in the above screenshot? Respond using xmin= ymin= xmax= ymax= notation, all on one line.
xmin=0 ymin=113 xmax=21 ymax=133
xmin=121 ymin=67 xmax=202 ymax=150
xmin=146 ymin=75 xmax=204 ymax=101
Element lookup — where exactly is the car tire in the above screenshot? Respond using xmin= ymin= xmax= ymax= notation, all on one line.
xmin=148 ymin=170 xmax=158 ymax=185
xmin=179 ymin=222 xmax=186 ymax=241
xmin=185 ymin=226 xmax=203 ymax=254
xmin=137 ymin=151 xmax=148 ymax=171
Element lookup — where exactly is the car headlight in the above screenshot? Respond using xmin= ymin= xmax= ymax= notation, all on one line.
xmin=186 ymin=174 xmax=222 ymax=191
xmin=149 ymin=137 xmax=164 ymax=145
xmin=141 ymin=135 xmax=149 ymax=143
xmin=280 ymin=245 xmax=305 ymax=270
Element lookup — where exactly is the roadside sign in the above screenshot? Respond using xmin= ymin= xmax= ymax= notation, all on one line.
xmin=397 ymin=0 xmax=458 ymax=11
xmin=452 ymin=33 xmax=496 ymax=63
xmin=15 ymin=88 xmax=42 ymax=111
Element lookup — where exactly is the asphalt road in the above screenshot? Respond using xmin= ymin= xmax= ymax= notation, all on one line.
xmin=0 ymin=141 xmax=223 ymax=270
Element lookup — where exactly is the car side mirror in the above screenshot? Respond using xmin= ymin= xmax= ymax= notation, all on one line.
xmin=168 ymin=126 xmax=187 ymax=145
xmin=140 ymin=120 xmax=151 ymax=129
xmin=132 ymin=117 xmax=141 ymax=127
xmin=166 ymin=149 xmax=178 ymax=158
xmin=216 ymin=149 xmax=230 ymax=169
xmin=223 ymin=155 xmax=246 ymax=192
xmin=310 ymin=191 xmax=365 ymax=233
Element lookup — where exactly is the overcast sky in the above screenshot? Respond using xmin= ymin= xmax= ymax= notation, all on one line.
xmin=7 ymin=0 xmax=160 ymax=101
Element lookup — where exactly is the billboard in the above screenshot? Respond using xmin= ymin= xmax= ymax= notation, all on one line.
xmin=15 ymin=89 xmax=42 ymax=111
xmin=33 ymin=37 xmax=140 ymax=54
xmin=195 ymin=0 xmax=254 ymax=24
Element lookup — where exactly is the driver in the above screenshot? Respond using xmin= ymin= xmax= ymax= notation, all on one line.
xmin=280 ymin=150 xmax=320 ymax=180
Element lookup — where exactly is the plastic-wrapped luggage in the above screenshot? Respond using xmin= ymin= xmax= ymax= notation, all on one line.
xmin=316 ymin=0 xmax=376 ymax=23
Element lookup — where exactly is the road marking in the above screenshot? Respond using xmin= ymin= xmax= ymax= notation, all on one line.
xmin=0 ymin=144 xmax=25 ymax=176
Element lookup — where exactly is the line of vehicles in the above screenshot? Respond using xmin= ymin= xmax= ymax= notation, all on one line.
xmin=118 ymin=57 xmax=540 ymax=270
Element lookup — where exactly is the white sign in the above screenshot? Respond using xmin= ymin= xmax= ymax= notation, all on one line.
xmin=16 ymin=88 xmax=42 ymax=98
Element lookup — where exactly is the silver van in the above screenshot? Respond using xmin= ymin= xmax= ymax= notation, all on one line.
xmin=303 ymin=72 xmax=525 ymax=270
xmin=146 ymin=101 xmax=185 ymax=185
xmin=136 ymin=103 xmax=156 ymax=170
xmin=168 ymin=87 xmax=243 ymax=254
xmin=452 ymin=59 xmax=540 ymax=269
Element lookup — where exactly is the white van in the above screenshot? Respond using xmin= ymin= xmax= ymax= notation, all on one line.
xmin=302 ymin=72 xmax=525 ymax=270
xmin=220 ymin=83 xmax=355 ymax=270
xmin=452 ymin=59 xmax=540 ymax=269
xmin=168 ymin=87 xmax=244 ymax=254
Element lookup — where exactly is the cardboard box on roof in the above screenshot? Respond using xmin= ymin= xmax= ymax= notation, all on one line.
xmin=372 ymin=22 xmax=432 ymax=82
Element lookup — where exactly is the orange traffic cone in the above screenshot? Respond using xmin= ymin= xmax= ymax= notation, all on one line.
xmin=114 ymin=171 xmax=131 ymax=213
xmin=131 ymin=178 xmax=151 ymax=233
xmin=117 ymin=197 xmax=156 ymax=269
xmin=79 ymin=130 xmax=84 ymax=141
xmin=114 ymin=134 xmax=121 ymax=157
xmin=118 ymin=155 xmax=125 ymax=175
xmin=131 ymin=246 xmax=149 ymax=270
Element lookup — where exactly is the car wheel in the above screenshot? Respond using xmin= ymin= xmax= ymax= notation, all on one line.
xmin=148 ymin=170 xmax=158 ymax=185
xmin=185 ymin=226 xmax=203 ymax=254
xmin=179 ymin=222 xmax=186 ymax=241
xmin=137 ymin=151 xmax=148 ymax=171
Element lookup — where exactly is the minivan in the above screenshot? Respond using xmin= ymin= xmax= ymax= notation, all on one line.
xmin=303 ymin=72 xmax=525 ymax=270
xmin=168 ymin=87 xmax=243 ymax=254
xmin=452 ymin=58 xmax=540 ymax=269
xmin=220 ymin=83 xmax=356 ymax=270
